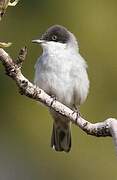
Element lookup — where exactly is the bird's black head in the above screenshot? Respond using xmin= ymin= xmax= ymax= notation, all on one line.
xmin=40 ymin=25 xmax=70 ymax=44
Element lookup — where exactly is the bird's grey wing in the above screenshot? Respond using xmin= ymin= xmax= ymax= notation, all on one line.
xmin=71 ymin=54 xmax=89 ymax=106
xmin=34 ymin=56 xmax=43 ymax=85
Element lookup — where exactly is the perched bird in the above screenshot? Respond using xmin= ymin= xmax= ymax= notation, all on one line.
xmin=32 ymin=25 xmax=89 ymax=152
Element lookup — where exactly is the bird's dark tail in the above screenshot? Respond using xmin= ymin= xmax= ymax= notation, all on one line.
xmin=51 ymin=120 xmax=71 ymax=152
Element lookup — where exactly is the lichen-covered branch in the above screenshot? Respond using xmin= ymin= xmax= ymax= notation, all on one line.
xmin=0 ymin=48 xmax=117 ymax=153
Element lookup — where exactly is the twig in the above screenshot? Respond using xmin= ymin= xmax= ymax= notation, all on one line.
xmin=0 ymin=0 xmax=19 ymax=20
xmin=8 ymin=0 xmax=19 ymax=7
xmin=0 ymin=48 xmax=117 ymax=153
xmin=0 ymin=0 xmax=19 ymax=47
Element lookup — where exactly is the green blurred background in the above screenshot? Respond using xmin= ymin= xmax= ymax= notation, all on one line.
xmin=0 ymin=0 xmax=117 ymax=179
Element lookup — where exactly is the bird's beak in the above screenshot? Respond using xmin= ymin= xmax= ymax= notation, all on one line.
xmin=32 ymin=39 xmax=45 ymax=44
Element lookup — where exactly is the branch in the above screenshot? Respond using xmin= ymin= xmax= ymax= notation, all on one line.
xmin=8 ymin=0 xmax=19 ymax=7
xmin=0 ymin=0 xmax=19 ymax=47
xmin=0 ymin=0 xmax=19 ymax=20
xmin=0 ymin=48 xmax=117 ymax=153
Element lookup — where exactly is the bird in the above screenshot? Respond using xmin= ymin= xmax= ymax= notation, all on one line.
xmin=32 ymin=25 xmax=89 ymax=152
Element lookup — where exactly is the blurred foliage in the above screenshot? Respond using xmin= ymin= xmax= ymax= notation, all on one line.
xmin=0 ymin=0 xmax=117 ymax=179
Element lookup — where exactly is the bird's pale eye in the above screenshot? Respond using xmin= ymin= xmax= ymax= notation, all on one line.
xmin=52 ymin=35 xmax=57 ymax=41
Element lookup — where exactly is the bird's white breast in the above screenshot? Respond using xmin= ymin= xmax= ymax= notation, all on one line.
xmin=34 ymin=42 xmax=89 ymax=108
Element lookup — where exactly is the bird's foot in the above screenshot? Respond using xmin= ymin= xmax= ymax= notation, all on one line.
xmin=72 ymin=105 xmax=81 ymax=124
xmin=50 ymin=94 xmax=57 ymax=106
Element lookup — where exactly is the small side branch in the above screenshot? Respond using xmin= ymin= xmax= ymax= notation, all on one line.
xmin=0 ymin=48 xmax=117 ymax=152
xmin=8 ymin=0 xmax=19 ymax=7
xmin=0 ymin=0 xmax=19 ymax=47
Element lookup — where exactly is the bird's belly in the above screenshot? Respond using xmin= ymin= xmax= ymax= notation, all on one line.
xmin=34 ymin=53 xmax=89 ymax=109
xmin=36 ymin=70 xmax=74 ymax=107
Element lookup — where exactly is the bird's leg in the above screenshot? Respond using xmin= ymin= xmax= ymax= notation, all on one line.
xmin=8 ymin=0 xmax=19 ymax=6
xmin=72 ymin=105 xmax=81 ymax=124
